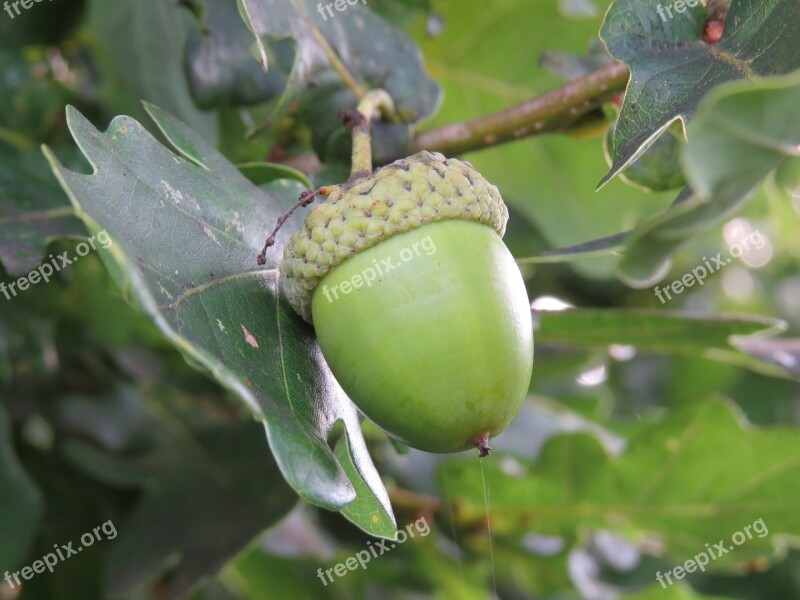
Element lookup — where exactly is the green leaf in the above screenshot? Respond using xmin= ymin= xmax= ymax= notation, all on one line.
xmin=731 ymin=339 xmax=800 ymax=379
xmin=334 ymin=436 xmax=397 ymax=539
xmin=367 ymin=0 xmax=434 ymax=27
xmin=617 ymin=71 xmax=800 ymax=286
xmin=0 ymin=0 xmax=85 ymax=48
xmin=0 ymin=51 xmax=78 ymax=146
xmin=516 ymin=231 xmax=627 ymax=265
xmin=682 ymin=72 xmax=800 ymax=198
xmin=599 ymin=0 xmax=800 ymax=184
xmin=43 ymin=105 xmax=395 ymax=536
xmin=0 ymin=145 xmax=84 ymax=277
xmin=0 ymin=402 xmax=44 ymax=568
xmin=605 ymin=119 xmax=687 ymax=192
xmin=539 ymin=38 xmax=614 ymax=82
xmin=536 ymin=308 xmax=793 ymax=377
xmin=443 ymin=400 xmax=800 ymax=565
xmin=236 ymin=0 xmax=441 ymax=121
xmin=225 ymin=547 xmax=334 ymax=600
xmin=88 ymin=0 xmax=215 ymax=141
xmin=625 ymin=583 xmax=736 ymax=599
xmin=237 ymin=161 xmax=314 ymax=189
xmin=184 ymin=0 xmax=289 ymax=108
xmin=65 ymin=421 xmax=297 ymax=598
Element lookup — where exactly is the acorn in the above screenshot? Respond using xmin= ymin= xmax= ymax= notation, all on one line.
xmin=259 ymin=91 xmax=533 ymax=455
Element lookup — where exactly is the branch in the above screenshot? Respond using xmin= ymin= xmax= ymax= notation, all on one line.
xmin=412 ymin=62 xmax=630 ymax=156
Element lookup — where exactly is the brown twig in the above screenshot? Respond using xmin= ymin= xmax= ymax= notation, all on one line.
xmin=412 ymin=62 xmax=630 ymax=156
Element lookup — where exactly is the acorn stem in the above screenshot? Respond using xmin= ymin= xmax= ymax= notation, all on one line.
xmin=341 ymin=89 xmax=395 ymax=181
xmin=474 ymin=432 xmax=492 ymax=458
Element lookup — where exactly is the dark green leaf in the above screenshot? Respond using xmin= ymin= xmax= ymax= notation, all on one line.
xmin=237 ymin=162 xmax=313 ymax=189
xmin=236 ymin=0 xmax=441 ymax=121
xmin=0 ymin=403 xmax=44 ymax=568
xmin=43 ymin=105 xmax=395 ymax=536
xmin=0 ymin=146 xmax=84 ymax=277
xmin=65 ymin=421 xmax=297 ymax=599
xmin=600 ymin=0 xmax=800 ymax=184
xmin=88 ymin=0 xmax=216 ymax=141
xmin=184 ymin=0 xmax=289 ymax=108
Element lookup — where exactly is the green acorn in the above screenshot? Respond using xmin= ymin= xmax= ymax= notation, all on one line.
xmin=260 ymin=92 xmax=533 ymax=455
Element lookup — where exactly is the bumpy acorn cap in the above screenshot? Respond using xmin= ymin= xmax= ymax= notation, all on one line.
xmin=280 ymin=151 xmax=509 ymax=322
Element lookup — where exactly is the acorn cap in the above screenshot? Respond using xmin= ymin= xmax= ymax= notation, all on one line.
xmin=280 ymin=151 xmax=509 ymax=322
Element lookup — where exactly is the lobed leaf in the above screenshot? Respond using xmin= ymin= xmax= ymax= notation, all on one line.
xmin=43 ymin=105 xmax=396 ymax=538
xmin=617 ymin=70 xmax=800 ymax=286
xmin=599 ymin=0 xmax=800 ymax=184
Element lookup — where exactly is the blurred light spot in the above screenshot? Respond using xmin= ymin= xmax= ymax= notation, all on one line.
xmin=46 ymin=48 xmax=73 ymax=84
xmin=577 ymin=364 xmax=607 ymax=387
xmin=774 ymin=351 xmax=798 ymax=370
xmin=723 ymin=218 xmax=772 ymax=268
xmin=531 ymin=295 xmax=573 ymax=311
xmin=593 ymin=531 xmax=640 ymax=571
xmin=523 ymin=533 xmax=565 ymax=556
xmin=559 ymin=0 xmax=599 ymax=17
xmin=426 ymin=13 xmax=445 ymax=36
xmin=721 ymin=266 xmax=755 ymax=302
xmin=22 ymin=415 xmax=54 ymax=451
xmin=777 ymin=278 xmax=800 ymax=322
xmin=499 ymin=455 xmax=525 ymax=477
xmin=608 ymin=344 xmax=636 ymax=361
xmin=568 ymin=549 xmax=618 ymax=600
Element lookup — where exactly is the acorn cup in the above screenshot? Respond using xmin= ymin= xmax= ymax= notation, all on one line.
xmin=259 ymin=91 xmax=533 ymax=456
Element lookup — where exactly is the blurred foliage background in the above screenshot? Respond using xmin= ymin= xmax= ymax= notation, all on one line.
xmin=1 ymin=0 xmax=799 ymax=599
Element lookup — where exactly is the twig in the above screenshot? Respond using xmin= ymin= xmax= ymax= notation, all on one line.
xmin=413 ymin=62 xmax=630 ymax=156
